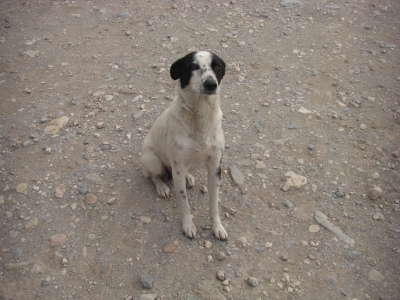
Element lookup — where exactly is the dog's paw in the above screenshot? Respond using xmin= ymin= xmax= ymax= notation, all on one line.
xmin=156 ymin=183 xmax=170 ymax=198
xmin=186 ymin=173 xmax=195 ymax=188
xmin=212 ymin=223 xmax=228 ymax=240
xmin=182 ymin=217 xmax=197 ymax=239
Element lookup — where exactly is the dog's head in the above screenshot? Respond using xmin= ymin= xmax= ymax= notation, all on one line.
xmin=170 ymin=51 xmax=226 ymax=95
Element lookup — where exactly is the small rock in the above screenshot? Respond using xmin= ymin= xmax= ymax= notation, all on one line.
xmin=247 ymin=277 xmax=259 ymax=287
xmin=16 ymin=183 xmax=28 ymax=193
xmin=216 ymin=270 xmax=227 ymax=281
xmin=222 ymin=279 xmax=230 ymax=286
xmin=286 ymin=123 xmax=299 ymax=129
xmin=51 ymin=234 xmax=67 ymax=247
xmin=85 ymin=193 xmax=97 ymax=205
xmin=205 ymin=241 xmax=212 ymax=249
xmin=216 ymin=251 xmax=226 ymax=261
xmin=368 ymin=269 xmax=385 ymax=281
xmin=117 ymin=12 xmax=132 ymax=18
xmin=44 ymin=116 xmax=69 ymax=135
xmin=236 ymin=236 xmax=247 ymax=247
xmin=30 ymin=263 xmax=44 ymax=274
xmin=139 ymin=216 xmax=152 ymax=224
xmin=336 ymin=187 xmax=345 ymax=198
xmin=200 ymin=185 xmax=208 ymax=194
xmin=44 ymin=148 xmax=52 ymax=154
xmin=282 ymin=200 xmax=294 ymax=208
xmin=229 ymin=165 xmax=244 ymax=186
xmin=372 ymin=212 xmax=384 ymax=221
xmin=107 ymin=197 xmax=117 ymax=205
xmin=162 ymin=243 xmax=176 ymax=253
xmin=368 ymin=186 xmax=383 ymax=200
xmin=280 ymin=0 xmax=303 ymax=8
xmin=282 ymin=171 xmax=307 ymax=191
xmin=327 ymin=276 xmax=337 ymax=287
xmin=141 ymin=274 xmax=153 ymax=289
xmin=55 ymin=184 xmax=66 ymax=198
xmin=137 ymin=295 xmax=157 ymax=300
xmin=360 ymin=123 xmax=367 ymax=130
xmin=308 ymin=225 xmax=320 ymax=233
xmin=347 ymin=251 xmax=360 ymax=260
xmin=371 ymin=172 xmax=380 ymax=179
xmin=280 ymin=254 xmax=289 ymax=261
xmin=97 ymin=122 xmax=105 ymax=129
xmin=25 ymin=218 xmax=39 ymax=230
xmin=85 ymin=173 xmax=106 ymax=185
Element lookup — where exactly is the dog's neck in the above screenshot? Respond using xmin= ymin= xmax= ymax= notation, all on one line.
xmin=173 ymin=86 xmax=222 ymax=135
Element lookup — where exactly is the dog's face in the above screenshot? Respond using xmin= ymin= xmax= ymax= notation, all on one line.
xmin=170 ymin=51 xmax=226 ymax=95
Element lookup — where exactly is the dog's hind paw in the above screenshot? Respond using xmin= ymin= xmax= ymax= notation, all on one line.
xmin=212 ymin=223 xmax=228 ymax=241
xmin=186 ymin=173 xmax=195 ymax=188
xmin=156 ymin=183 xmax=170 ymax=198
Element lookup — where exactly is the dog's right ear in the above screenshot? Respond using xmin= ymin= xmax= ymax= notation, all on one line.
xmin=170 ymin=58 xmax=182 ymax=80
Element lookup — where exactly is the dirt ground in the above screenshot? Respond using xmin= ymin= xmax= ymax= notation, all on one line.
xmin=0 ymin=0 xmax=399 ymax=299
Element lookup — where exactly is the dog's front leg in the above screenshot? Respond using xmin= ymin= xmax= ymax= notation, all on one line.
xmin=172 ymin=166 xmax=197 ymax=238
xmin=207 ymin=161 xmax=228 ymax=240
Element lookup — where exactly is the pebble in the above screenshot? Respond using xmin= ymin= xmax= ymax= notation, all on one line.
xmin=51 ymin=234 xmax=67 ymax=247
xmin=282 ymin=200 xmax=294 ymax=208
xmin=107 ymin=197 xmax=116 ymax=205
xmin=327 ymin=276 xmax=337 ymax=287
xmin=368 ymin=269 xmax=385 ymax=281
xmin=85 ymin=193 xmax=97 ymax=204
xmin=347 ymin=251 xmax=360 ymax=260
xmin=44 ymin=116 xmax=69 ymax=135
xmin=368 ymin=186 xmax=383 ymax=200
xmin=55 ymin=184 xmax=66 ymax=198
xmin=236 ymin=236 xmax=247 ymax=247
xmin=216 ymin=251 xmax=226 ymax=261
xmin=117 ymin=12 xmax=132 ymax=18
xmin=140 ymin=274 xmax=153 ymax=289
xmin=30 ymin=264 xmax=44 ymax=274
xmin=336 ymin=187 xmax=345 ymax=198
xmin=216 ymin=270 xmax=227 ymax=281
xmin=255 ymin=245 xmax=265 ymax=253
xmin=205 ymin=241 xmax=212 ymax=249
xmin=97 ymin=122 xmax=105 ymax=129
xmin=85 ymin=173 xmax=106 ymax=185
xmin=280 ymin=0 xmax=303 ymax=8
xmin=200 ymin=185 xmax=208 ymax=194
xmin=162 ymin=243 xmax=176 ymax=253
xmin=308 ymin=225 xmax=320 ymax=233
xmin=372 ymin=212 xmax=384 ymax=221
xmin=229 ymin=165 xmax=244 ymax=186
xmin=371 ymin=172 xmax=380 ymax=179
xmin=360 ymin=123 xmax=367 ymax=130
xmin=137 ymin=295 xmax=157 ymax=300
xmin=286 ymin=123 xmax=299 ymax=129
xmin=16 ymin=183 xmax=28 ymax=193
xmin=139 ymin=216 xmax=152 ymax=224
xmin=25 ymin=218 xmax=39 ymax=230
xmin=247 ymin=277 xmax=259 ymax=287
xmin=280 ymin=254 xmax=289 ymax=261
xmin=45 ymin=148 xmax=52 ymax=154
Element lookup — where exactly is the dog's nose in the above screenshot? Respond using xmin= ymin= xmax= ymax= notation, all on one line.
xmin=203 ymin=79 xmax=217 ymax=91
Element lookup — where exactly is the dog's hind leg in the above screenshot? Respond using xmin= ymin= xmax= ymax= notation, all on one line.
xmin=141 ymin=148 xmax=170 ymax=198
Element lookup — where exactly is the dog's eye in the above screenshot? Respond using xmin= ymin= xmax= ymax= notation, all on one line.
xmin=191 ymin=64 xmax=199 ymax=70
xmin=213 ymin=65 xmax=221 ymax=71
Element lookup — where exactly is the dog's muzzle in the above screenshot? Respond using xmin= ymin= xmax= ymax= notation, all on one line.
xmin=202 ymin=78 xmax=218 ymax=94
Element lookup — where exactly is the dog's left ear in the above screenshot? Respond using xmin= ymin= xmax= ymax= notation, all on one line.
xmin=212 ymin=53 xmax=226 ymax=82
xmin=170 ymin=58 xmax=182 ymax=80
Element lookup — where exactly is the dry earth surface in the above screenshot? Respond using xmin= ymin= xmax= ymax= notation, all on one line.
xmin=0 ymin=0 xmax=399 ymax=299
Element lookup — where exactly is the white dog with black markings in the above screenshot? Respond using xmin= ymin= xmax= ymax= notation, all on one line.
xmin=140 ymin=51 xmax=228 ymax=240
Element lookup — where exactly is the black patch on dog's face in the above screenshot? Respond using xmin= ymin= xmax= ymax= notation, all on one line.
xmin=170 ymin=51 xmax=226 ymax=90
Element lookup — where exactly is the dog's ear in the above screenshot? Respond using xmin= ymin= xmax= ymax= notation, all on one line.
xmin=212 ymin=53 xmax=226 ymax=82
xmin=170 ymin=58 xmax=182 ymax=80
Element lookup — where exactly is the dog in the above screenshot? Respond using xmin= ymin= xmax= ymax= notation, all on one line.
xmin=140 ymin=51 xmax=227 ymax=240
